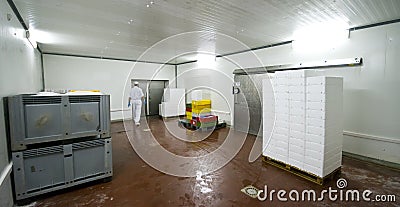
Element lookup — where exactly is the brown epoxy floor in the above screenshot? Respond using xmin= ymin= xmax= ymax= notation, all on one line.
xmin=29 ymin=117 xmax=399 ymax=207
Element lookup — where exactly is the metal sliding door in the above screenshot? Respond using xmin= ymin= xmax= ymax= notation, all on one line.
xmin=148 ymin=80 xmax=167 ymax=116
xmin=233 ymin=74 xmax=268 ymax=136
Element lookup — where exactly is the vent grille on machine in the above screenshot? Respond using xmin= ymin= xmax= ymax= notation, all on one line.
xmin=69 ymin=95 xmax=101 ymax=103
xmin=23 ymin=96 xmax=62 ymax=105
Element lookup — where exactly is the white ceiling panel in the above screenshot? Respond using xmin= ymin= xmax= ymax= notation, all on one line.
xmin=13 ymin=0 xmax=400 ymax=63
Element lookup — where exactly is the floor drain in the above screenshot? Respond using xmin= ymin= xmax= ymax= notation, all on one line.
xmin=241 ymin=185 xmax=260 ymax=198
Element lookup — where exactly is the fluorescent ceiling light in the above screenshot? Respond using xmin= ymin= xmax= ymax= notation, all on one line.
xmin=196 ymin=53 xmax=216 ymax=68
xmin=292 ymin=22 xmax=349 ymax=52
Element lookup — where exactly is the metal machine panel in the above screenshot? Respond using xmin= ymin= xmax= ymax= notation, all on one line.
xmin=12 ymin=138 xmax=113 ymax=200
xmin=234 ymin=74 xmax=269 ymax=136
xmin=25 ymin=104 xmax=63 ymax=139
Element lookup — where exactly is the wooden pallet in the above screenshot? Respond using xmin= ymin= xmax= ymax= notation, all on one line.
xmin=262 ymin=156 xmax=341 ymax=185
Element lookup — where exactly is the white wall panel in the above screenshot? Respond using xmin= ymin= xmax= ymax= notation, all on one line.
xmin=43 ymin=55 xmax=175 ymax=120
xmin=0 ymin=0 xmax=43 ymax=205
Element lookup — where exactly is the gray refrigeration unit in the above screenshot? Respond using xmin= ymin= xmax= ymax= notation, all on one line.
xmin=4 ymin=93 xmax=113 ymax=202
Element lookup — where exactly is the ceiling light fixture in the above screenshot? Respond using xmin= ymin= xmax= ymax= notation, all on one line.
xmin=292 ymin=22 xmax=349 ymax=52
xmin=196 ymin=53 xmax=216 ymax=68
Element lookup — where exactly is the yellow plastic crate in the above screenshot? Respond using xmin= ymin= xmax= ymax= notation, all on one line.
xmin=192 ymin=108 xmax=211 ymax=114
xmin=192 ymin=104 xmax=211 ymax=110
xmin=186 ymin=111 xmax=192 ymax=119
xmin=192 ymin=100 xmax=211 ymax=107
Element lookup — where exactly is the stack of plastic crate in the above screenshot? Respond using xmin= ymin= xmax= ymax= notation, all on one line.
xmin=187 ymin=100 xmax=218 ymax=129
xmin=186 ymin=103 xmax=193 ymax=119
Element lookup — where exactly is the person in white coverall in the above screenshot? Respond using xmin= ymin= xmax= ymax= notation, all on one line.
xmin=128 ymin=81 xmax=144 ymax=126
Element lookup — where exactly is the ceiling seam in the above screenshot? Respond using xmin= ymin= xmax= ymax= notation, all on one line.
xmin=6 ymin=0 xmax=27 ymax=30
xmin=349 ymin=18 xmax=400 ymax=31
xmin=42 ymin=52 xmax=176 ymax=65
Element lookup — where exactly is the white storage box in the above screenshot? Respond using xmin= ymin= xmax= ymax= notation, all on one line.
xmin=306 ymin=76 xmax=343 ymax=86
xmin=287 ymin=69 xmax=320 ymax=78
xmin=263 ymin=74 xmax=343 ymax=179
xmin=289 ymin=115 xmax=305 ymax=124
xmin=289 ymin=93 xmax=306 ymax=101
xmin=276 ymin=114 xmax=289 ymax=122
xmin=159 ymin=88 xmax=185 ymax=117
